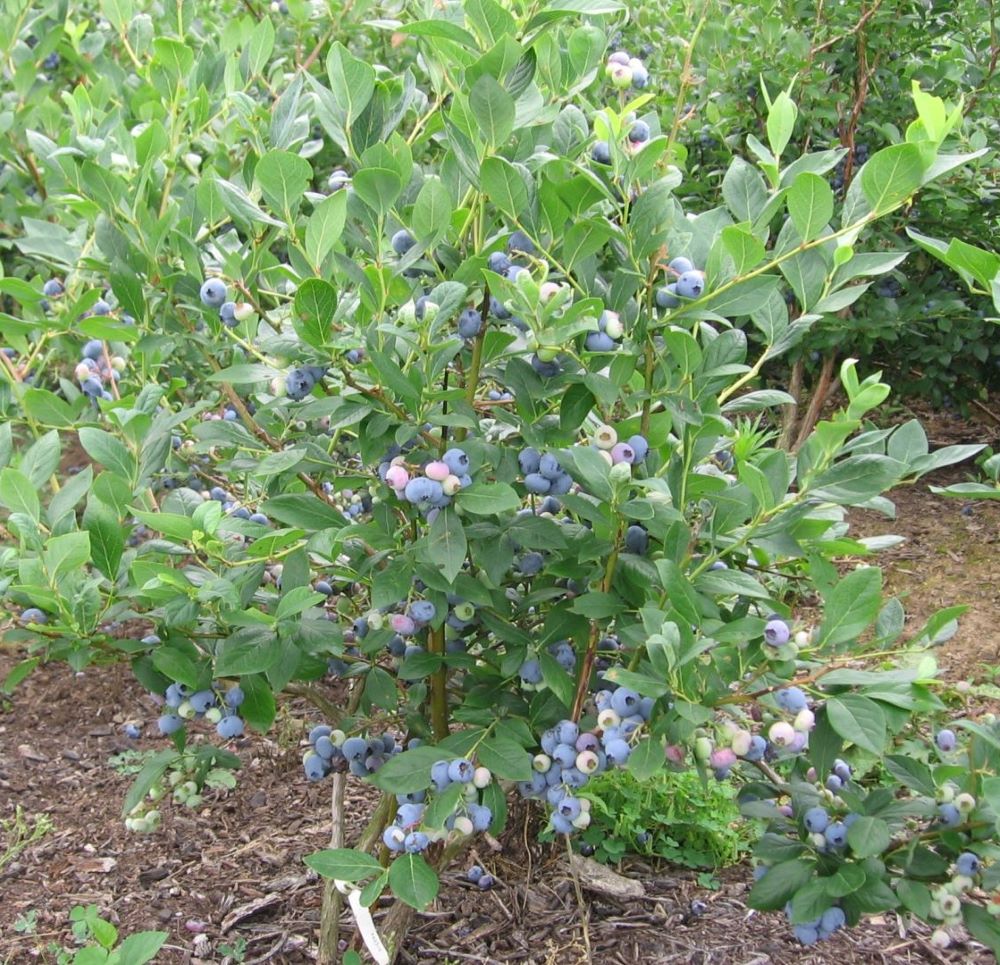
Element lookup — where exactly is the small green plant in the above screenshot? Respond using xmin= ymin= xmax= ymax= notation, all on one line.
xmin=66 ymin=904 xmax=167 ymax=965
xmin=217 ymin=938 xmax=248 ymax=962
xmin=14 ymin=909 xmax=38 ymax=934
xmin=574 ymin=769 xmax=754 ymax=868
xmin=0 ymin=806 xmax=53 ymax=872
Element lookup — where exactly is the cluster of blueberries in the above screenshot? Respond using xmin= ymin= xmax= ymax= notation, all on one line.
xmin=655 ymin=256 xmax=706 ymax=309
xmin=303 ymin=725 xmax=409 ymax=781
xmin=381 ymin=757 xmax=495 ymax=857
xmin=157 ymin=682 xmax=246 ymax=740
xmin=519 ymin=639 xmax=577 ymax=687
xmin=584 ymin=310 xmax=625 ymax=352
xmin=603 ymin=49 xmax=650 ymax=90
xmin=198 ymin=278 xmax=248 ymax=329
xmin=381 ymin=445 xmax=472 ymax=515
xmin=830 ymin=141 xmax=871 ymax=194
xmin=517 ymin=694 xmax=654 ymax=834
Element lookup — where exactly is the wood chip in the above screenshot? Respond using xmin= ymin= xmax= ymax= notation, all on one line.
xmin=563 ymin=854 xmax=645 ymax=900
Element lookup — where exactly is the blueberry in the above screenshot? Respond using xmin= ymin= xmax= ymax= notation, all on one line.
xmin=610 ymin=688 xmax=640 ymax=716
xmin=524 ymin=473 xmax=551 ymax=495
xmin=458 ymin=308 xmax=483 ymax=339
xmin=391 ymin=229 xmax=416 ymax=255
xmin=404 ymin=831 xmax=429 ymax=853
xmin=775 ymin=687 xmax=808 ymax=713
xmin=442 ymin=447 xmax=469 ymax=475
xmin=123 ymin=723 xmax=141 ymax=739
xmin=158 ymin=714 xmax=184 ymax=735
xmin=487 ymin=251 xmax=511 ymax=274
xmin=190 ymin=690 xmax=217 ymax=714
xmin=675 ymin=270 xmax=705 ymax=298
xmin=655 ymin=284 xmax=680 ymax=309
xmin=200 ymin=279 xmax=227 ymax=308
xmin=341 ymin=736 xmax=368 ymax=762
xmin=519 ymin=659 xmax=542 ymax=685
xmin=507 ymin=230 xmax=536 ymax=255
xmin=467 ymin=865 xmax=485 ymax=883
xmin=517 ymin=551 xmax=544 ymax=576
xmin=824 ymin=821 xmax=847 ymax=848
xmin=489 ymin=295 xmax=511 ymax=319
xmin=956 ymin=852 xmax=980 ymax=876
xmin=763 ymin=619 xmax=790 ymax=646
xmin=793 ymin=925 xmax=819 ymax=946
xmin=592 ymin=140 xmax=611 ymax=165
xmin=628 ymin=120 xmax=650 ymax=144
xmin=936 ymin=729 xmax=956 ymax=752
xmin=217 ymin=715 xmax=245 ymax=739
xmin=303 ymin=753 xmax=327 ymax=781
xmin=585 ymin=331 xmax=617 ymax=352
xmin=803 ymin=806 xmax=829 ymax=833
xmin=408 ymin=600 xmax=436 ymax=624
xmin=669 ymin=257 xmax=694 ymax=274
xmin=448 ymin=759 xmax=474 ymax=783
xmin=19 ymin=607 xmax=47 ymax=625
xmin=327 ymin=168 xmax=350 ymax=191
xmin=519 ymin=448 xmax=542 ymax=475
xmin=219 ymin=301 xmax=237 ymax=326
xmin=538 ymin=453 xmax=562 ymax=480
xmin=624 ymin=525 xmax=648 ymax=555
xmin=468 ymin=803 xmax=492 ymax=832
xmin=627 ymin=435 xmax=649 ymax=462
xmin=42 ymin=278 xmax=64 ymax=297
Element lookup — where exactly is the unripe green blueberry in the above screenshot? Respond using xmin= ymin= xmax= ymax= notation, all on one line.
xmin=769 ymin=721 xmax=796 ymax=746
xmin=186 ymin=794 xmax=203 ymax=808
xmin=453 ymin=602 xmax=476 ymax=622
xmin=205 ymin=707 xmax=222 ymax=724
xmin=178 ymin=700 xmax=196 ymax=720
xmin=610 ymin=64 xmax=633 ymax=88
xmin=956 ymin=792 xmax=976 ymax=814
xmin=452 ymin=815 xmax=474 ymax=836
xmin=939 ymin=894 xmax=961 ymax=918
xmin=473 ymin=766 xmax=492 ymax=788
xmin=331 ymin=729 xmax=346 ymax=746
xmin=694 ymin=737 xmax=713 ymax=762
xmin=609 ymin=462 xmax=631 ymax=484
xmin=533 ymin=753 xmax=551 ymax=772
xmin=536 ymin=346 xmax=559 ymax=362
xmin=598 ymin=708 xmax=621 ymax=730
xmin=603 ymin=313 xmax=624 ymax=340
xmin=572 ymin=810 xmax=591 ymax=829
xmin=730 ymin=730 xmax=752 ymax=756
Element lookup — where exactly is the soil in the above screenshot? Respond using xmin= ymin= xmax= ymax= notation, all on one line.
xmin=1 ymin=401 xmax=999 ymax=965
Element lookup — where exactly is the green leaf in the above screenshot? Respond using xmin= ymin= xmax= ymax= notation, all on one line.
xmin=456 ymin=482 xmax=520 ymax=515
xmin=964 ymin=903 xmax=1000 ymax=957
xmin=43 ymin=532 xmax=90 ymax=582
xmin=626 ymin=738 xmax=664 ymax=780
xmin=748 ymin=858 xmax=816 ymax=911
xmin=107 ymin=932 xmax=168 ymax=965
xmin=78 ymin=428 xmax=136 ymax=481
xmin=213 ymin=177 xmax=285 ymax=228
xmin=787 ymin=172 xmax=834 ymax=243
xmin=826 ymin=695 xmax=886 ymax=755
xmin=260 ymin=493 xmax=347 ymax=530
xmin=766 ymin=90 xmax=797 ymax=159
xmin=411 ymin=177 xmax=452 ymax=247
xmin=293 ymin=278 xmax=336 ymax=348
xmin=816 ymin=567 xmax=882 ymax=646
xmin=206 ymin=363 xmax=278 ymax=384
xmin=85 ymin=504 xmax=125 ymax=581
xmin=847 ymin=816 xmax=890 ymax=859
xmin=304 ymin=848 xmax=384 ymax=883
xmin=22 ymin=388 xmax=76 ymax=427
xmin=305 ymin=191 xmax=348 ymax=268
xmin=481 ymin=157 xmax=529 ymax=221
xmin=476 ymin=735 xmax=532 ymax=781
xmin=326 ymin=43 xmax=376 ymax=126
xmin=240 ymin=674 xmax=277 ymax=732
xmin=369 ymin=745 xmax=445 ymax=793
xmin=884 ymin=755 xmax=936 ymax=797
xmin=0 ymin=468 xmax=40 ymax=521
xmin=470 ymin=75 xmax=516 ymax=148
xmin=860 ymin=144 xmax=925 ymax=215
xmin=427 ymin=508 xmax=466 ymax=584
xmin=388 ymin=854 xmax=439 ymax=911
xmin=256 ymin=150 xmax=312 ymax=216
xmin=121 ymin=749 xmax=177 ymax=816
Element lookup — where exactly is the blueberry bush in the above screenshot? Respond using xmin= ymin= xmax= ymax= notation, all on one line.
xmin=1 ymin=1 xmax=1000 ymax=962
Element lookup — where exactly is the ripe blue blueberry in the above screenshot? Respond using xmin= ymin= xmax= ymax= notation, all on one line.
xmin=467 ymin=865 xmax=484 ymax=884
xmin=611 ymin=688 xmax=640 ymax=716
xmin=793 ymin=925 xmax=819 ymax=946
xmin=819 ymin=906 xmax=845 ymax=936
xmin=82 ymin=339 xmax=104 ymax=360
xmin=328 ymin=169 xmax=350 ymax=191
xmin=477 ymin=874 xmax=495 ymax=890
xmin=507 ymin=230 xmax=536 ymax=256
xmin=158 ymin=714 xmax=183 ymax=735
xmin=669 ymin=256 xmax=694 ymax=274
xmin=675 ymin=270 xmax=706 ymax=298
xmin=314 ymin=580 xmax=333 ymax=596
xmin=200 ymin=279 xmax=227 ymax=307
xmin=285 ymin=367 xmax=317 ymax=401
xmin=524 ymin=473 xmax=551 ymax=495
xmin=123 ymin=723 xmax=141 ymax=739
xmin=585 ymin=331 xmax=617 ymax=352
xmin=431 ymin=760 xmax=452 ymax=791
xmin=19 ymin=607 xmax=47 ymax=625
xmin=775 ymin=687 xmax=808 ymax=713
xmin=624 ymin=525 xmax=649 ymax=555
xmin=448 ymin=759 xmax=474 ymax=783
xmin=458 ymin=308 xmax=482 ymax=339
xmin=404 ymin=831 xmax=429 ymax=853
xmin=516 ymin=552 xmax=544 ymax=576
xmin=217 ymin=715 xmax=245 ymax=739
xmin=303 ymin=754 xmax=327 ymax=781
xmin=824 ymin=822 xmax=847 ymax=848
xmin=487 ymin=251 xmax=511 ymax=273
xmin=628 ymin=120 xmax=650 ymax=143
xmin=627 ymin=435 xmax=649 ymax=462
xmin=956 ymin=852 xmax=980 ymax=876
xmin=190 ymin=690 xmax=217 ymax=714
xmin=42 ymin=278 xmax=64 ymax=297
xmin=936 ymin=729 xmax=956 ymax=752
xmin=442 ymin=447 xmax=469 ymax=475
xmin=468 ymin=804 xmax=492 ymax=832
xmin=489 ymin=295 xmax=511 ymax=319
xmin=391 ymin=229 xmax=416 ymax=255
xmin=604 ymin=738 xmax=631 ymax=765
xmin=803 ymin=806 xmax=829 ymax=833
xmin=341 ymin=736 xmax=368 ymax=762
xmin=592 ymin=141 xmax=611 ymax=164
xmin=408 ymin=600 xmax=436 ymax=624
xmin=219 ymin=301 xmax=237 ymax=326
xmin=655 ymin=284 xmax=680 ymax=309
xmin=763 ymin=618 xmax=790 ymax=646
xmin=530 ymin=354 xmax=560 ymax=378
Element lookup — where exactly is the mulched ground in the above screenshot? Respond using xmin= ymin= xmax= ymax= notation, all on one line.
xmin=2 ymin=400 xmax=999 ymax=964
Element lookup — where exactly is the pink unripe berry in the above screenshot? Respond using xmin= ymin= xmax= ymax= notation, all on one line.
xmin=789 ymin=732 xmax=808 ymax=753
xmin=424 ymin=460 xmax=450 ymax=481
xmin=665 ymin=744 xmax=686 ymax=765
xmin=710 ymin=748 xmax=737 ymax=770
xmin=610 ymin=64 xmax=633 ymax=88
xmin=778 ymin=804 xmax=794 ymax=817
xmin=769 ymin=721 xmax=796 ymax=747
xmin=389 ymin=614 xmax=416 ymax=636
xmin=539 ymin=281 xmax=562 ymax=302
xmin=385 ymin=465 xmax=409 ymax=489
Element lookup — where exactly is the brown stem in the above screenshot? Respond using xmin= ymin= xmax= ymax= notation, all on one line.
xmin=793 ymin=353 xmax=836 ymax=451
xmin=317 ymin=772 xmax=347 ymax=965
xmin=570 ymin=547 xmax=619 ymax=721
xmin=778 ymin=357 xmax=805 ymax=450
